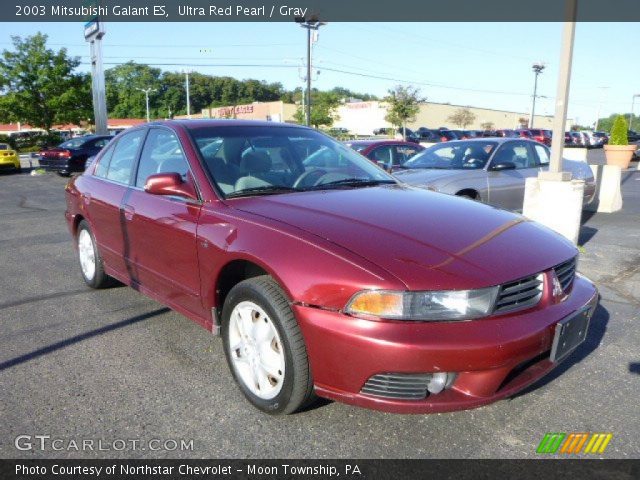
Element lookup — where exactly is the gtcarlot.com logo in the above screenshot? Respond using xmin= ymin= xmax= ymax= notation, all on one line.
xmin=536 ymin=433 xmax=612 ymax=454
xmin=14 ymin=435 xmax=194 ymax=452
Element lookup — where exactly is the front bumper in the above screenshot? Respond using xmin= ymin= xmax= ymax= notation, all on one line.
xmin=296 ymin=274 xmax=598 ymax=413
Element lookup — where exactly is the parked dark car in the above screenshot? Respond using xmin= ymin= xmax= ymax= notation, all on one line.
xmin=516 ymin=130 xmax=533 ymax=139
xmin=569 ymin=132 xmax=583 ymax=146
xmin=344 ymin=140 xmax=424 ymax=170
xmin=39 ymin=135 xmax=112 ymax=176
xmin=627 ymin=130 xmax=640 ymax=143
xmin=64 ymin=119 xmax=598 ymax=415
xmin=373 ymin=127 xmax=393 ymax=136
xmin=495 ymin=129 xmax=519 ymax=138
xmin=527 ymin=129 xmax=552 ymax=146
xmin=416 ymin=128 xmax=442 ymax=142
xmin=437 ymin=129 xmax=459 ymax=142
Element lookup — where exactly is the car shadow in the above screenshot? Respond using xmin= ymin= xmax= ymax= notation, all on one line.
xmin=578 ymin=226 xmax=598 ymax=247
xmin=0 ymin=307 xmax=169 ymax=372
xmin=629 ymin=363 xmax=640 ymax=375
xmin=512 ymin=302 xmax=609 ymax=398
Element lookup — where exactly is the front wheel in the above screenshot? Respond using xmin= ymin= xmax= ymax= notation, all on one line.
xmin=221 ymin=276 xmax=315 ymax=414
xmin=76 ymin=220 xmax=114 ymax=289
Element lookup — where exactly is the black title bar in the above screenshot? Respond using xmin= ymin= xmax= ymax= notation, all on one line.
xmin=6 ymin=0 xmax=640 ymax=22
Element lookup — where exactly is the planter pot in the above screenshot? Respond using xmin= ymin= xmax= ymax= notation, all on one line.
xmin=604 ymin=144 xmax=636 ymax=169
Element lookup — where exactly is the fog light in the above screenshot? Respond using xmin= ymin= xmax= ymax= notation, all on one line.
xmin=427 ymin=372 xmax=456 ymax=394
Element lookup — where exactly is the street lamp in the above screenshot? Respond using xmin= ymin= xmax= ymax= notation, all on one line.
xmin=296 ymin=17 xmax=326 ymax=127
xmin=136 ymin=87 xmax=156 ymax=123
xmin=629 ymin=94 xmax=640 ymax=132
xmin=529 ymin=62 xmax=546 ymax=128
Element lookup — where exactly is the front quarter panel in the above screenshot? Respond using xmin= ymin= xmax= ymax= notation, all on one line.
xmin=196 ymin=202 xmax=407 ymax=314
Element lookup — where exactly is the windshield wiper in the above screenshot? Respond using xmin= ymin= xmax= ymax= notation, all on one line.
xmin=304 ymin=178 xmax=396 ymax=190
xmin=226 ymin=185 xmax=300 ymax=198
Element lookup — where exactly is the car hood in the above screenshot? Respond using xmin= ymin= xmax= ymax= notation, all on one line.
xmin=229 ymin=185 xmax=577 ymax=291
xmin=393 ymin=168 xmax=466 ymax=185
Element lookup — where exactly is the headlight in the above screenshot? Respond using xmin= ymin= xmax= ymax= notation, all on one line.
xmin=345 ymin=287 xmax=499 ymax=321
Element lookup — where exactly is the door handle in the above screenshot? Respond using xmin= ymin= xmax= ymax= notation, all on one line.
xmin=122 ymin=204 xmax=135 ymax=221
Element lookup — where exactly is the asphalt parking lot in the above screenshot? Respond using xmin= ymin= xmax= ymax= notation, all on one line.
xmin=1 ymin=159 xmax=638 ymax=459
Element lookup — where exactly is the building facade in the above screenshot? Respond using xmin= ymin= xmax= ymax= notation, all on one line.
xmin=200 ymin=101 xmax=297 ymax=123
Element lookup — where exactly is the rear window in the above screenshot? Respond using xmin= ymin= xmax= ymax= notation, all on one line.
xmin=0 ymin=144 xmax=8 ymax=150
xmin=60 ymin=138 xmax=88 ymax=149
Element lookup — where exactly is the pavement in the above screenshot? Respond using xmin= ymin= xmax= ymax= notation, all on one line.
xmin=0 ymin=156 xmax=638 ymax=459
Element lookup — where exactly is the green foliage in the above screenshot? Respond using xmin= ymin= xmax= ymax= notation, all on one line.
xmin=447 ymin=108 xmax=476 ymax=128
xmin=293 ymin=90 xmax=341 ymax=128
xmin=383 ymin=85 xmax=421 ymax=132
xmin=609 ymin=115 xmax=628 ymax=145
xmin=480 ymin=121 xmax=495 ymax=130
xmin=0 ymin=134 xmax=16 ymax=149
xmin=0 ymin=33 xmax=92 ymax=132
xmin=596 ymin=113 xmax=637 ymax=133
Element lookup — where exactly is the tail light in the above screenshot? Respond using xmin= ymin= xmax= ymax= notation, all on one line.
xmin=58 ymin=150 xmax=72 ymax=158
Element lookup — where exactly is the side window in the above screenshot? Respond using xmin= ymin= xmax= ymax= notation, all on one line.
xmin=395 ymin=145 xmax=421 ymax=163
xmin=493 ymin=142 xmax=536 ymax=169
xmin=104 ymin=130 xmax=145 ymax=185
xmin=370 ymin=145 xmax=394 ymax=164
xmin=94 ymin=143 xmax=116 ymax=178
xmin=93 ymin=138 xmax=110 ymax=149
xmin=135 ymin=129 xmax=189 ymax=188
xmin=534 ymin=144 xmax=550 ymax=166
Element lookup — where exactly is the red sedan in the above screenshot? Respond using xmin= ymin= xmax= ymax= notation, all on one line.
xmin=65 ymin=120 xmax=598 ymax=415
xmin=344 ymin=140 xmax=424 ymax=169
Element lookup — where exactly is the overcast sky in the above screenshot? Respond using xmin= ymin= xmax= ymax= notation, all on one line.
xmin=0 ymin=21 xmax=636 ymax=126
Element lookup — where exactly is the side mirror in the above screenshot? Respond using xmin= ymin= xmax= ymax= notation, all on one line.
xmin=491 ymin=161 xmax=517 ymax=171
xmin=144 ymin=172 xmax=198 ymax=200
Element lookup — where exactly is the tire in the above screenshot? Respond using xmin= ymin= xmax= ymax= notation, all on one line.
xmin=221 ymin=276 xmax=315 ymax=415
xmin=76 ymin=220 xmax=114 ymax=289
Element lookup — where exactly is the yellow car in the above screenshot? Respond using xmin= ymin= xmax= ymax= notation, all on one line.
xmin=0 ymin=143 xmax=21 ymax=173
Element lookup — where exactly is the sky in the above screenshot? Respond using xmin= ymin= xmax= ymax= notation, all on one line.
xmin=0 ymin=21 xmax=637 ymax=127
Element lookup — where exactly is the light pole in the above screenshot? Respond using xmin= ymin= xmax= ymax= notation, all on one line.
xmin=184 ymin=70 xmax=192 ymax=119
xmin=137 ymin=87 xmax=156 ymax=123
xmin=629 ymin=94 xmax=640 ymax=132
xmin=296 ymin=17 xmax=326 ymax=127
xmin=529 ymin=62 xmax=546 ymax=128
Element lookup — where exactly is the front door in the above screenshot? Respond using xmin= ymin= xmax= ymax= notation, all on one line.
xmin=121 ymin=128 xmax=204 ymax=317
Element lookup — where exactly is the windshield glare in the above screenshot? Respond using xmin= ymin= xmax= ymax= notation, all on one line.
xmin=403 ymin=141 xmax=498 ymax=170
xmin=189 ymin=126 xmax=395 ymax=197
xmin=60 ymin=138 xmax=88 ymax=149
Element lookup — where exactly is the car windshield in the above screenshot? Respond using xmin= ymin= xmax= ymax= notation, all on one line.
xmin=0 ymin=144 xmax=8 ymax=150
xmin=347 ymin=143 xmax=371 ymax=153
xmin=60 ymin=138 xmax=89 ymax=149
xmin=402 ymin=141 xmax=498 ymax=170
xmin=189 ymin=125 xmax=396 ymax=197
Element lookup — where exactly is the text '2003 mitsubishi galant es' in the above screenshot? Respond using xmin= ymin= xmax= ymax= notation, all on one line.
xmin=65 ymin=120 xmax=598 ymax=415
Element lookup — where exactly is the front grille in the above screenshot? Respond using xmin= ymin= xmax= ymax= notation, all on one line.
xmin=554 ymin=257 xmax=576 ymax=292
xmin=493 ymin=273 xmax=543 ymax=314
xmin=361 ymin=373 xmax=433 ymax=400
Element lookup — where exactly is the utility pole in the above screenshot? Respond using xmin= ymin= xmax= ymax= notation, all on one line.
xmin=296 ymin=18 xmax=325 ymax=127
xmin=184 ymin=71 xmax=192 ymax=119
xmin=529 ymin=62 xmax=546 ymax=128
xmin=137 ymin=87 xmax=156 ymax=123
xmin=84 ymin=15 xmax=107 ymax=135
xmin=593 ymin=86 xmax=608 ymax=131
xmin=544 ymin=1 xmax=577 ymax=179
xmin=629 ymin=94 xmax=640 ymax=132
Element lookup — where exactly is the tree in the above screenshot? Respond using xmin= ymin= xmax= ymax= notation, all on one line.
xmin=480 ymin=121 xmax=495 ymax=130
xmin=105 ymin=62 xmax=162 ymax=119
xmin=609 ymin=115 xmax=628 ymax=145
xmin=383 ymin=85 xmax=421 ymax=139
xmin=293 ymin=90 xmax=341 ymax=128
xmin=447 ymin=108 xmax=476 ymax=128
xmin=0 ymin=33 xmax=92 ymax=132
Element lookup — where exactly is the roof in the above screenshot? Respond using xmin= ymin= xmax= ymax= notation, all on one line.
xmin=150 ymin=119 xmax=309 ymax=130
xmin=346 ymin=140 xmax=418 ymax=147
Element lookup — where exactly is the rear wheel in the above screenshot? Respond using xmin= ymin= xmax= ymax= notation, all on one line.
xmin=221 ymin=276 xmax=315 ymax=414
xmin=77 ymin=220 xmax=113 ymax=288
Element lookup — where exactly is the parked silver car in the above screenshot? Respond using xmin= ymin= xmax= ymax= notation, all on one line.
xmin=393 ymin=138 xmax=596 ymax=212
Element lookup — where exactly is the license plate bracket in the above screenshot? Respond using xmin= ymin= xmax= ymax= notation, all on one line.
xmin=550 ymin=307 xmax=592 ymax=363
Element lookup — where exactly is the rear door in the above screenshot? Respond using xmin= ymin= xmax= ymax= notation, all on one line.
xmin=121 ymin=127 xmax=204 ymax=316
xmin=83 ymin=129 xmax=146 ymax=275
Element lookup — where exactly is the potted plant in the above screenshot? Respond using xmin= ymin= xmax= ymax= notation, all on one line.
xmin=604 ymin=115 xmax=637 ymax=169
